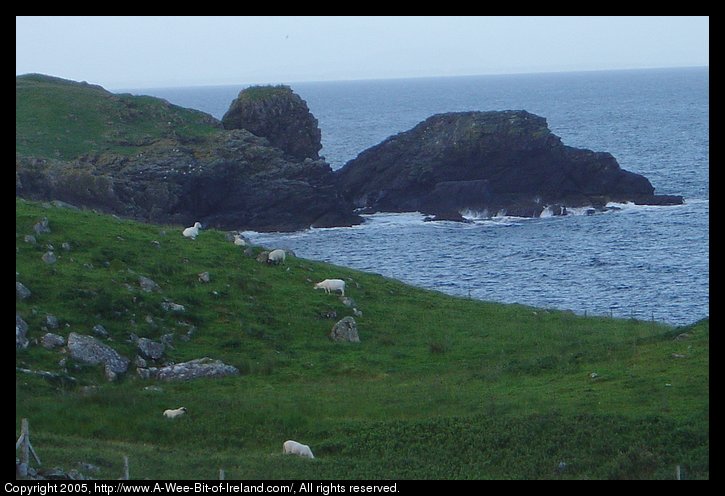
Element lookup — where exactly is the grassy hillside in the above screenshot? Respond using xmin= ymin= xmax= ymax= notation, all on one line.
xmin=15 ymin=74 xmax=220 ymax=160
xmin=15 ymin=199 xmax=708 ymax=479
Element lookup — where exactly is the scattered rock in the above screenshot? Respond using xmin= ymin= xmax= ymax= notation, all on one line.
xmin=24 ymin=235 xmax=37 ymax=244
xmin=45 ymin=314 xmax=60 ymax=329
xmin=16 ymin=314 xmax=29 ymax=350
xmin=50 ymin=200 xmax=80 ymax=210
xmin=138 ymin=357 xmax=239 ymax=381
xmin=67 ymin=332 xmax=130 ymax=381
xmin=674 ymin=332 xmax=690 ymax=341
xmin=61 ymin=242 xmax=72 ymax=251
xmin=198 ymin=271 xmax=210 ymax=283
xmin=151 ymin=240 xmax=161 ymax=248
xmin=256 ymin=251 xmax=270 ymax=264
xmin=340 ymin=296 xmax=356 ymax=308
xmin=330 ymin=316 xmax=360 ymax=343
xmin=318 ymin=310 xmax=337 ymax=320
xmin=589 ymin=372 xmax=599 ymax=379
xmin=33 ymin=217 xmax=51 ymax=234
xmin=160 ymin=333 xmax=175 ymax=348
xmin=143 ymin=385 xmax=164 ymax=393
xmin=671 ymin=353 xmax=687 ymax=359
xmin=16 ymin=281 xmax=31 ymax=300
xmin=138 ymin=275 xmax=160 ymax=293
xmin=135 ymin=355 xmax=147 ymax=368
xmin=41 ymin=332 xmax=65 ymax=349
xmin=423 ymin=212 xmax=472 ymax=223
xmin=16 ymin=366 xmax=77 ymax=388
xmin=137 ymin=337 xmax=165 ymax=360
xmin=92 ymin=324 xmax=109 ymax=338
xmin=161 ymin=301 xmax=185 ymax=313
xmin=42 ymin=251 xmax=57 ymax=264
xmin=353 ymin=308 xmax=363 ymax=317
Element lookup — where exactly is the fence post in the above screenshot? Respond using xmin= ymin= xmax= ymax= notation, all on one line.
xmin=219 ymin=468 xmax=225 ymax=480
xmin=16 ymin=418 xmax=41 ymax=468
xmin=122 ymin=455 xmax=129 ymax=480
xmin=21 ymin=419 xmax=29 ymax=468
xmin=676 ymin=464 xmax=681 ymax=480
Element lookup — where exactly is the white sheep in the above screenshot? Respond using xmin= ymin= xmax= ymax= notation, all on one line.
xmin=233 ymin=234 xmax=247 ymax=246
xmin=313 ymin=279 xmax=345 ymax=296
xmin=182 ymin=222 xmax=202 ymax=239
xmin=282 ymin=440 xmax=314 ymax=459
xmin=163 ymin=406 xmax=187 ymax=419
xmin=267 ymin=249 xmax=286 ymax=265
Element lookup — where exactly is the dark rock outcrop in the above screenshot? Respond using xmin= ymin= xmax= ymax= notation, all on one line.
xmin=16 ymin=129 xmax=361 ymax=232
xmin=337 ymin=111 xmax=683 ymax=218
xmin=222 ymin=85 xmax=322 ymax=161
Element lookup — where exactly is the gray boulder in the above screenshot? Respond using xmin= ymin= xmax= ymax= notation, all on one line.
xmin=137 ymin=337 xmax=165 ymax=360
xmin=161 ymin=301 xmax=185 ymax=313
xmin=92 ymin=324 xmax=109 ymax=338
xmin=42 ymin=251 xmax=57 ymax=264
xmin=33 ymin=217 xmax=51 ymax=234
xmin=16 ymin=282 xmax=31 ymax=300
xmin=41 ymin=332 xmax=65 ymax=349
xmin=137 ymin=357 xmax=239 ymax=381
xmin=67 ymin=332 xmax=129 ymax=381
xmin=138 ymin=276 xmax=160 ymax=293
xmin=16 ymin=314 xmax=29 ymax=350
xmin=45 ymin=314 xmax=60 ymax=329
xmin=330 ymin=316 xmax=360 ymax=343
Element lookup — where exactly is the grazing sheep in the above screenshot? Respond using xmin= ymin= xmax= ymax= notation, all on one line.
xmin=163 ymin=407 xmax=187 ymax=419
xmin=267 ymin=249 xmax=286 ymax=265
xmin=313 ymin=279 xmax=346 ymax=296
xmin=283 ymin=440 xmax=314 ymax=459
xmin=182 ymin=222 xmax=202 ymax=239
xmin=233 ymin=234 xmax=247 ymax=246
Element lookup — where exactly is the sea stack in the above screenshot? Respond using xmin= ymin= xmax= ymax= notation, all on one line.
xmin=336 ymin=110 xmax=683 ymax=218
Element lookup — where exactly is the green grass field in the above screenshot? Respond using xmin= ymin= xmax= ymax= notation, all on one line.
xmin=15 ymin=199 xmax=708 ymax=479
xmin=15 ymin=74 xmax=219 ymax=160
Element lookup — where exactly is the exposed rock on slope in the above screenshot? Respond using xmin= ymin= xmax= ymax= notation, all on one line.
xmin=337 ymin=111 xmax=683 ymax=218
xmin=222 ymin=85 xmax=322 ymax=161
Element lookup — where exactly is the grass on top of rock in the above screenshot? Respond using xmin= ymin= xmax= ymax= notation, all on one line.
xmin=15 ymin=198 xmax=708 ymax=479
xmin=15 ymin=73 xmax=220 ymax=160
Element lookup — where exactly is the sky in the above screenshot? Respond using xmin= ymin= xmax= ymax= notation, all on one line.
xmin=16 ymin=16 xmax=709 ymax=90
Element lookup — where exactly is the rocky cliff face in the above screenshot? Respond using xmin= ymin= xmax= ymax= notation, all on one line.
xmin=15 ymin=75 xmax=361 ymax=232
xmin=222 ymin=85 xmax=322 ymax=161
xmin=337 ymin=111 xmax=683 ymax=218
xmin=16 ymin=130 xmax=360 ymax=232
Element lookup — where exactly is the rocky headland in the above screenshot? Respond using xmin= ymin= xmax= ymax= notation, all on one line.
xmin=15 ymin=75 xmax=360 ymax=232
xmin=16 ymin=75 xmax=683 ymax=231
xmin=336 ymin=110 xmax=683 ymax=218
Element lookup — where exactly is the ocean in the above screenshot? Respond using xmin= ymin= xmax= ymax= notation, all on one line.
xmin=127 ymin=67 xmax=709 ymax=326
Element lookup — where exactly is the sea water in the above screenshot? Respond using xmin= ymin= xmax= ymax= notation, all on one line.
xmin=128 ymin=67 xmax=709 ymax=326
